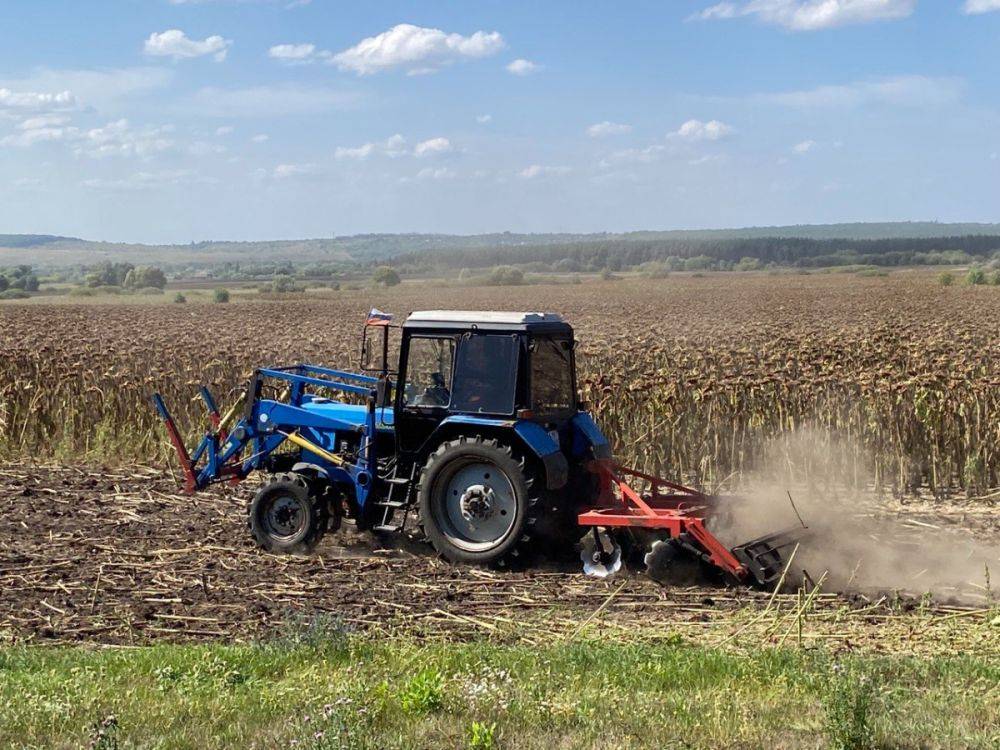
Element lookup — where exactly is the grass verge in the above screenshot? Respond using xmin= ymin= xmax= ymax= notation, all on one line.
xmin=1 ymin=632 xmax=998 ymax=749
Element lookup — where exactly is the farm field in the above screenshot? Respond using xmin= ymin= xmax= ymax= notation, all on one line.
xmin=2 ymin=272 xmax=999 ymax=748
xmin=5 ymin=272 xmax=1000 ymax=493
xmin=1 ymin=462 xmax=998 ymax=748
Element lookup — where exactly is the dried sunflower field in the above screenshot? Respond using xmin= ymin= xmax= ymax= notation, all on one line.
xmin=2 ymin=272 xmax=999 ymax=496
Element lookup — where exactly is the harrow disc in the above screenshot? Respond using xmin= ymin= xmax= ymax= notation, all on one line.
xmin=642 ymin=538 xmax=679 ymax=585
xmin=580 ymin=529 xmax=622 ymax=579
xmin=642 ymin=535 xmax=705 ymax=586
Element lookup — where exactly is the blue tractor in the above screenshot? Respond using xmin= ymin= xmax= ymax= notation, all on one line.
xmin=154 ymin=310 xmax=797 ymax=584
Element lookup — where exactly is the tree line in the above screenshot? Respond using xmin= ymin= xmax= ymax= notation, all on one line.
xmin=387 ymin=235 xmax=1000 ymax=272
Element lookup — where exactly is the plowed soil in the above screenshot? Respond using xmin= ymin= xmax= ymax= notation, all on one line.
xmin=1 ymin=464 xmax=996 ymax=655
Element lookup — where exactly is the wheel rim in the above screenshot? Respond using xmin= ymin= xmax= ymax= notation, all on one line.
xmin=262 ymin=493 xmax=308 ymax=540
xmin=433 ymin=460 xmax=518 ymax=552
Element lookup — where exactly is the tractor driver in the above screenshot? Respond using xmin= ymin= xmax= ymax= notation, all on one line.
xmin=405 ymin=337 xmax=453 ymax=407
xmin=414 ymin=371 xmax=450 ymax=406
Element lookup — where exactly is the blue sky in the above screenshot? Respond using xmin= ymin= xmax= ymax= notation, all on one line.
xmin=0 ymin=0 xmax=997 ymax=243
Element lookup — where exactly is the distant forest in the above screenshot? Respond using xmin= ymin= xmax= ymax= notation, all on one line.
xmin=389 ymin=234 xmax=1000 ymax=272
xmin=0 ymin=234 xmax=79 ymax=249
xmin=2 ymin=222 xmax=1000 ymax=273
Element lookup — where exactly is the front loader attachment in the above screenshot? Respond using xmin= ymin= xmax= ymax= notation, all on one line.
xmin=577 ymin=461 xmax=806 ymax=587
xmin=152 ymin=388 xmax=246 ymax=494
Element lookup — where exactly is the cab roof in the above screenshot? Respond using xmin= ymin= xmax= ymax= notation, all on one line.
xmin=404 ymin=310 xmax=571 ymax=333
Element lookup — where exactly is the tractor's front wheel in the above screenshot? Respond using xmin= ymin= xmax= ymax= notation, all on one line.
xmin=417 ymin=437 xmax=539 ymax=566
xmin=249 ymin=472 xmax=328 ymax=554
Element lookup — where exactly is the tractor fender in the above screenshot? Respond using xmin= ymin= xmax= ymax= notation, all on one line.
xmin=427 ymin=416 xmax=569 ymax=491
xmin=513 ymin=420 xmax=568 ymax=490
xmin=570 ymin=412 xmax=613 ymax=461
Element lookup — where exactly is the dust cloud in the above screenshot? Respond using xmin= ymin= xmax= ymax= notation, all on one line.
xmin=710 ymin=429 xmax=1000 ymax=603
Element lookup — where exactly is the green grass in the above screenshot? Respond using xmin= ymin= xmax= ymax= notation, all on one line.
xmin=1 ymin=634 xmax=997 ymax=749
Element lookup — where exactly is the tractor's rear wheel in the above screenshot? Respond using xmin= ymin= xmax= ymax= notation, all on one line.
xmin=249 ymin=472 xmax=328 ymax=554
xmin=417 ymin=437 xmax=540 ymax=566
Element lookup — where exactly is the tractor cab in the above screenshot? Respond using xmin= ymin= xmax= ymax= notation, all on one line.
xmin=360 ymin=310 xmax=582 ymax=460
xmin=390 ymin=311 xmax=577 ymax=454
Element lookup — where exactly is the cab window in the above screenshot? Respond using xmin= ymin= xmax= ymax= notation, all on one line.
xmin=530 ymin=337 xmax=574 ymax=415
xmin=402 ymin=337 xmax=454 ymax=407
xmin=451 ymin=334 xmax=519 ymax=414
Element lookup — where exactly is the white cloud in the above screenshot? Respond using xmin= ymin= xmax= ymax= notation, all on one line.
xmin=332 ymin=24 xmax=504 ymax=75
xmin=384 ymin=133 xmax=407 ymax=157
xmin=335 ymin=142 xmax=376 ymax=160
xmin=215 ymin=125 xmax=234 ymax=136
xmin=250 ymin=133 xmax=269 ymax=143
xmin=587 ymin=121 xmax=633 ymax=137
xmin=269 ymin=43 xmax=316 ymax=61
xmin=964 ymin=0 xmax=1000 ymax=13
xmin=598 ymin=145 xmax=666 ymax=168
xmin=692 ymin=2 xmax=741 ymax=20
xmin=75 ymin=119 xmax=174 ymax=159
xmin=476 ymin=114 xmax=493 ymax=124
xmin=188 ymin=84 xmax=360 ymax=117
xmin=1 ymin=125 xmax=77 ymax=148
xmin=144 ymin=29 xmax=232 ymax=62
xmin=506 ymin=58 xmax=539 ymax=76
xmin=415 ymin=166 xmax=457 ymax=180
xmin=671 ymin=119 xmax=733 ymax=141
xmin=793 ymin=139 xmax=816 ymax=153
xmin=519 ymin=164 xmax=570 ymax=179
xmin=0 ymin=68 xmax=172 ymax=114
xmin=759 ymin=75 xmax=963 ymax=108
xmin=2 ymin=116 xmax=175 ymax=156
xmin=335 ymin=134 xmax=409 ymax=160
xmin=273 ymin=163 xmax=319 ymax=179
xmin=188 ymin=140 xmax=227 ymax=156
xmin=691 ymin=0 xmax=915 ymax=31
xmin=19 ymin=115 xmax=71 ymax=130
xmin=267 ymin=42 xmax=335 ymax=64
xmin=0 ymin=88 xmax=75 ymax=113
xmin=413 ymin=137 xmax=452 ymax=157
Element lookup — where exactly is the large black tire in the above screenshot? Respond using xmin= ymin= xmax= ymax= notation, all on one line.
xmin=248 ymin=472 xmax=329 ymax=554
xmin=417 ymin=437 xmax=541 ymax=566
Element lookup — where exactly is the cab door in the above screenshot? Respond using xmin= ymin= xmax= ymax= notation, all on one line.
xmin=394 ymin=333 xmax=457 ymax=454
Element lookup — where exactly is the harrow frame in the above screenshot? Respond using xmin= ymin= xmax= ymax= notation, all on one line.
xmin=578 ymin=461 xmax=799 ymax=584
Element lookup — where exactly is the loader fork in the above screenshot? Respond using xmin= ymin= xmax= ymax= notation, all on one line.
xmin=152 ymin=387 xmax=244 ymax=494
xmin=152 ymin=393 xmax=197 ymax=494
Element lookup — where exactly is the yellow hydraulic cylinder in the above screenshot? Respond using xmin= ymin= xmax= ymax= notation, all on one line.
xmin=281 ymin=430 xmax=346 ymax=467
xmin=218 ymin=398 xmax=243 ymax=432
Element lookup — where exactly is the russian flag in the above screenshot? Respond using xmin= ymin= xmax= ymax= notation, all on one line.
xmin=366 ymin=307 xmax=393 ymax=326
